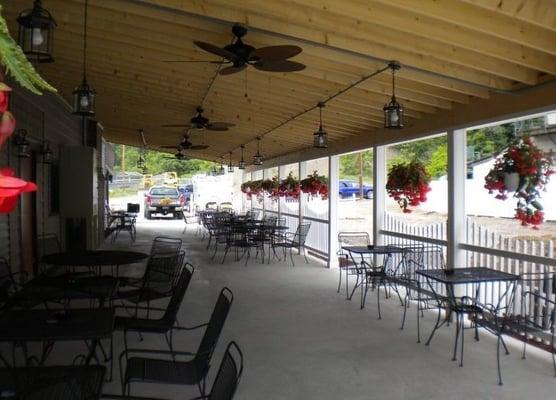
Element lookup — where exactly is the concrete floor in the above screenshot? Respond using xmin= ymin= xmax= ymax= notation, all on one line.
xmin=8 ymin=217 xmax=554 ymax=399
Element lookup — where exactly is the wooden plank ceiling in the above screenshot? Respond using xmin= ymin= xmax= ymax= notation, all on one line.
xmin=4 ymin=0 xmax=556 ymax=165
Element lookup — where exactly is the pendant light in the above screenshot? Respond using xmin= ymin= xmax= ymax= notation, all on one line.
xmin=313 ymin=102 xmax=328 ymax=148
xmin=383 ymin=61 xmax=404 ymax=129
xmin=73 ymin=0 xmax=95 ymax=116
xmin=253 ymin=137 xmax=263 ymax=166
xmin=136 ymin=153 xmax=146 ymax=169
xmin=238 ymin=145 xmax=246 ymax=170
xmin=17 ymin=0 xmax=56 ymax=63
xmin=41 ymin=141 xmax=53 ymax=164
xmin=13 ymin=129 xmax=31 ymax=158
xmin=228 ymin=152 xmax=234 ymax=173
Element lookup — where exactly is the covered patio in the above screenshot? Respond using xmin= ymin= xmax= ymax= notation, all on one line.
xmin=0 ymin=1 xmax=555 ymax=399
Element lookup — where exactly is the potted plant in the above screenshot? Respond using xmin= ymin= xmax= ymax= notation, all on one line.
xmin=241 ymin=179 xmax=263 ymax=199
xmin=386 ymin=160 xmax=431 ymax=213
xmin=261 ymin=176 xmax=280 ymax=199
xmin=300 ymin=171 xmax=328 ymax=200
xmin=279 ymin=172 xmax=300 ymax=199
xmin=484 ymin=135 xmax=554 ymax=228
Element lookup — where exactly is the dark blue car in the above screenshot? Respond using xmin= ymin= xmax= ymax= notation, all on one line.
xmin=339 ymin=180 xmax=373 ymax=199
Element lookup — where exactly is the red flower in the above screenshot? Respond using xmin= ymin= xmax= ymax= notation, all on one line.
xmin=0 ymin=82 xmax=11 ymax=113
xmin=0 ymin=111 xmax=16 ymax=149
xmin=0 ymin=168 xmax=37 ymax=213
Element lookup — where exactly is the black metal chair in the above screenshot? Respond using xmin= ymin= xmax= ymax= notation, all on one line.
xmin=150 ymin=236 xmax=183 ymax=257
xmin=272 ymin=222 xmax=311 ymax=267
xmin=118 ymin=287 xmax=234 ymax=398
xmin=0 ymin=257 xmax=24 ymax=308
xmin=103 ymin=341 xmax=243 ymax=400
xmin=111 ymin=214 xmax=137 ymax=244
xmin=37 ymin=233 xmax=62 ymax=276
xmin=337 ymin=232 xmax=370 ymax=300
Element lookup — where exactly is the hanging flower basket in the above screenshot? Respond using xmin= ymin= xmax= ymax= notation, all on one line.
xmin=279 ymin=172 xmax=300 ymax=199
xmin=386 ymin=160 xmax=431 ymax=213
xmin=241 ymin=179 xmax=263 ymax=199
xmin=261 ymin=177 xmax=280 ymax=199
xmin=300 ymin=171 xmax=328 ymax=200
xmin=484 ymin=135 xmax=554 ymax=229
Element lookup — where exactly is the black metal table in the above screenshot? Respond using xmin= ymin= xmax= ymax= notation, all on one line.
xmin=416 ymin=267 xmax=518 ymax=363
xmin=0 ymin=308 xmax=115 ymax=366
xmin=6 ymin=276 xmax=119 ymax=308
xmin=0 ymin=365 xmax=106 ymax=400
xmin=41 ymin=250 xmax=148 ymax=277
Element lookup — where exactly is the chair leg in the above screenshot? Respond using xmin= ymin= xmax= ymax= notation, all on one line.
xmin=376 ymin=280 xmax=382 ymax=319
xmin=400 ymin=295 xmax=408 ymax=330
xmin=289 ymin=247 xmax=295 ymax=267
xmin=303 ymin=247 xmax=309 ymax=264
xmin=459 ymin=315 xmax=465 ymax=367
xmin=497 ymin=335 xmax=503 ymax=385
xmin=337 ymin=268 xmax=342 ymax=293
xmin=453 ymin=313 xmax=460 ymax=362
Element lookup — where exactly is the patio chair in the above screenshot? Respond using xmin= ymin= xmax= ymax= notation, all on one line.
xmin=337 ymin=232 xmax=371 ymax=300
xmin=206 ymin=202 xmax=218 ymax=211
xmin=37 ymin=233 xmax=62 ymax=275
xmin=219 ymin=202 xmax=234 ymax=212
xmin=0 ymin=257 xmax=24 ymax=308
xmin=103 ymin=341 xmax=243 ymax=400
xmin=272 ymin=222 xmax=311 ymax=267
xmin=111 ymin=214 xmax=137 ymax=244
xmin=118 ymin=287 xmax=234 ymax=397
xmin=221 ymin=220 xmax=265 ymax=266
xmin=150 ymin=236 xmax=182 ymax=257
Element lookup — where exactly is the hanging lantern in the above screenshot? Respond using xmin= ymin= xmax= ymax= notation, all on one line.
xmin=73 ymin=0 xmax=95 ymax=116
xmin=313 ymin=102 xmax=328 ymax=148
xmin=41 ymin=141 xmax=53 ymax=164
xmin=253 ymin=137 xmax=263 ymax=166
xmin=228 ymin=153 xmax=234 ymax=173
xmin=383 ymin=61 xmax=404 ymax=129
xmin=13 ymin=129 xmax=31 ymax=158
xmin=136 ymin=154 xmax=145 ymax=169
xmin=238 ymin=145 xmax=246 ymax=170
xmin=17 ymin=0 xmax=56 ymax=63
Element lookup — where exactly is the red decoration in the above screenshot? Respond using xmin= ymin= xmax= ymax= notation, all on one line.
xmin=386 ymin=160 xmax=431 ymax=213
xmin=300 ymin=171 xmax=328 ymax=200
xmin=0 ymin=168 xmax=37 ymax=213
xmin=0 ymin=82 xmax=11 ymax=113
xmin=484 ymin=135 xmax=554 ymax=229
xmin=278 ymin=172 xmax=300 ymax=199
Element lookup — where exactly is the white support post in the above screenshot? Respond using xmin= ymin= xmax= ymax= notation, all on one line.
xmin=447 ymin=129 xmax=466 ymax=269
xmin=262 ymin=168 xmax=267 ymax=218
xmin=373 ymin=146 xmax=386 ymax=246
xmin=299 ymin=161 xmax=307 ymax=226
xmin=328 ymin=155 xmax=339 ymax=268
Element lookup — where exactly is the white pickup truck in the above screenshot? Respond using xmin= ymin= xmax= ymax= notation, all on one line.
xmin=143 ymin=186 xmax=185 ymax=219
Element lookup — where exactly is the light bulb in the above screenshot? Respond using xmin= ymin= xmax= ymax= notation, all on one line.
xmin=80 ymin=95 xmax=89 ymax=108
xmin=31 ymin=28 xmax=44 ymax=46
xmin=390 ymin=111 xmax=399 ymax=124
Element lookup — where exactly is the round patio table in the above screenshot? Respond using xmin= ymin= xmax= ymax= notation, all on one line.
xmin=42 ymin=250 xmax=148 ymax=267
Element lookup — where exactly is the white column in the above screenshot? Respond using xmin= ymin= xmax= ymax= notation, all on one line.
xmin=328 ymin=155 xmax=339 ymax=268
xmin=299 ymin=161 xmax=307 ymax=225
xmin=373 ymin=146 xmax=386 ymax=246
xmin=447 ymin=129 xmax=466 ymax=269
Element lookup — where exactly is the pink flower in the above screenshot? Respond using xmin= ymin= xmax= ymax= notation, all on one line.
xmin=0 ymin=111 xmax=16 ymax=149
xmin=0 ymin=168 xmax=37 ymax=213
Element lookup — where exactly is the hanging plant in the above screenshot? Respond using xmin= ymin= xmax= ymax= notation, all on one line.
xmin=279 ymin=172 xmax=300 ymax=199
xmin=484 ymin=135 xmax=554 ymax=229
xmin=261 ymin=176 xmax=280 ymax=199
xmin=241 ymin=179 xmax=263 ymax=199
xmin=386 ymin=160 xmax=431 ymax=213
xmin=300 ymin=171 xmax=328 ymax=200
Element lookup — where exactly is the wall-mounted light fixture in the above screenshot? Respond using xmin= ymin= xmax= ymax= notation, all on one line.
xmin=14 ymin=129 xmax=31 ymax=158
xmin=17 ymin=0 xmax=56 ymax=63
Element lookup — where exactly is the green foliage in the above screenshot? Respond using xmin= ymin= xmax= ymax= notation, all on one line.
xmin=339 ymin=150 xmax=373 ymax=181
xmin=0 ymin=6 xmax=56 ymax=95
xmin=427 ymin=143 xmax=447 ymax=178
xmin=112 ymin=144 xmax=217 ymax=177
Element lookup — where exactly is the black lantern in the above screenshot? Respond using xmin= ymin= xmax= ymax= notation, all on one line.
xmin=73 ymin=0 xmax=95 ymax=116
xmin=228 ymin=153 xmax=234 ymax=173
xmin=313 ymin=102 xmax=328 ymax=148
xmin=383 ymin=61 xmax=404 ymax=129
xmin=136 ymin=154 xmax=145 ymax=169
xmin=17 ymin=0 xmax=56 ymax=63
xmin=41 ymin=141 xmax=53 ymax=163
xmin=14 ymin=129 xmax=31 ymax=158
xmin=253 ymin=137 xmax=263 ymax=166
xmin=238 ymin=145 xmax=246 ymax=170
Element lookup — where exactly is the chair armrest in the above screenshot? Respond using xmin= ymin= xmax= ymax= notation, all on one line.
xmin=173 ymin=322 xmax=209 ymax=331
xmin=119 ymin=348 xmax=197 ymax=363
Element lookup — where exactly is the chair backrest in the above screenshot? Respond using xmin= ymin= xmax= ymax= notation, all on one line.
xmin=144 ymin=250 xmax=186 ymax=289
xmin=194 ymin=287 xmax=234 ymax=378
xmin=294 ymin=222 xmax=312 ymax=246
xmin=161 ymin=262 xmax=194 ymax=326
xmin=150 ymin=236 xmax=182 ymax=256
xmin=0 ymin=257 xmax=15 ymax=298
xmin=400 ymin=244 xmax=425 ymax=275
xmin=127 ymin=203 xmax=140 ymax=213
xmin=37 ymin=234 xmax=61 ymax=258
xmin=206 ymin=202 xmax=218 ymax=210
xmin=208 ymin=341 xmax=244 ymax=400
xmin=219 ymin=202 xmax=233 ymax=210
xmin=338 ymin=232 xmax=370 ymax=250
xmin=519 ymin=272 xmax=556 ymax=330
xmin=250 ymin=210 xmax=261 ymax=220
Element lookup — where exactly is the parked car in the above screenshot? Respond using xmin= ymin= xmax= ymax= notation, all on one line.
xmin=339 ymin=180 xmax=373 ymax=199
xmin=143 ymin=186 xmax=185 ymax=219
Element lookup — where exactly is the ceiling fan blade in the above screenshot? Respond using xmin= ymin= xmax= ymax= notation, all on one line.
xmin=249 ymin=45 xmax=302 ymax=61
xmin=219 ymin=65 xmax=247 ymax=76
xmin=189 ymin=145 xmax=210 ymax=150
xmin=194 ymin=41 xmax=237 ymax=61
xmin=160 ymin=124 xmax=191 ymax=128
xmin=159 ymin=145 xmax=178 ymax=149
xmin=253 ymin=60 xmax=306 ymax=72
xmin=206 ymin=122 xmax=235 ymax=131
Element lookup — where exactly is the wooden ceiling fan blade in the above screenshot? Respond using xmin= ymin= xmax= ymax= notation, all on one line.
xmin=189 ymin=145 xmax=210 ymax=150
xmin=161 ymin=124 xmax=191 ymax=128
xmin=194 ymin=41 xmax=236 ymax=61
xmin=159 ymin=145 xmax=178 ymax=148
xmin=253 ymin=60 xmax=306 ymax=72
xmin=219 ymin=65 xmax=246 ymax=76
xmin=249 ymin=45 xmax=302 ymax=61
xmin=162 ymin=60 xmax=227 ymax=64
xmin=206 ymin=122 xmax=235 ymax=131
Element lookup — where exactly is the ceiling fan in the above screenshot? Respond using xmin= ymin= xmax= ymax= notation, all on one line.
xmin=161 ymin=106 xmax=234 ymax=132
xmin=162 ymin=151 xmax=189 ymax=161
xmin=167 ymin=23 xmax=306 ymax=75
xmin=160 ymin=134 xmax=210 ymax=151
